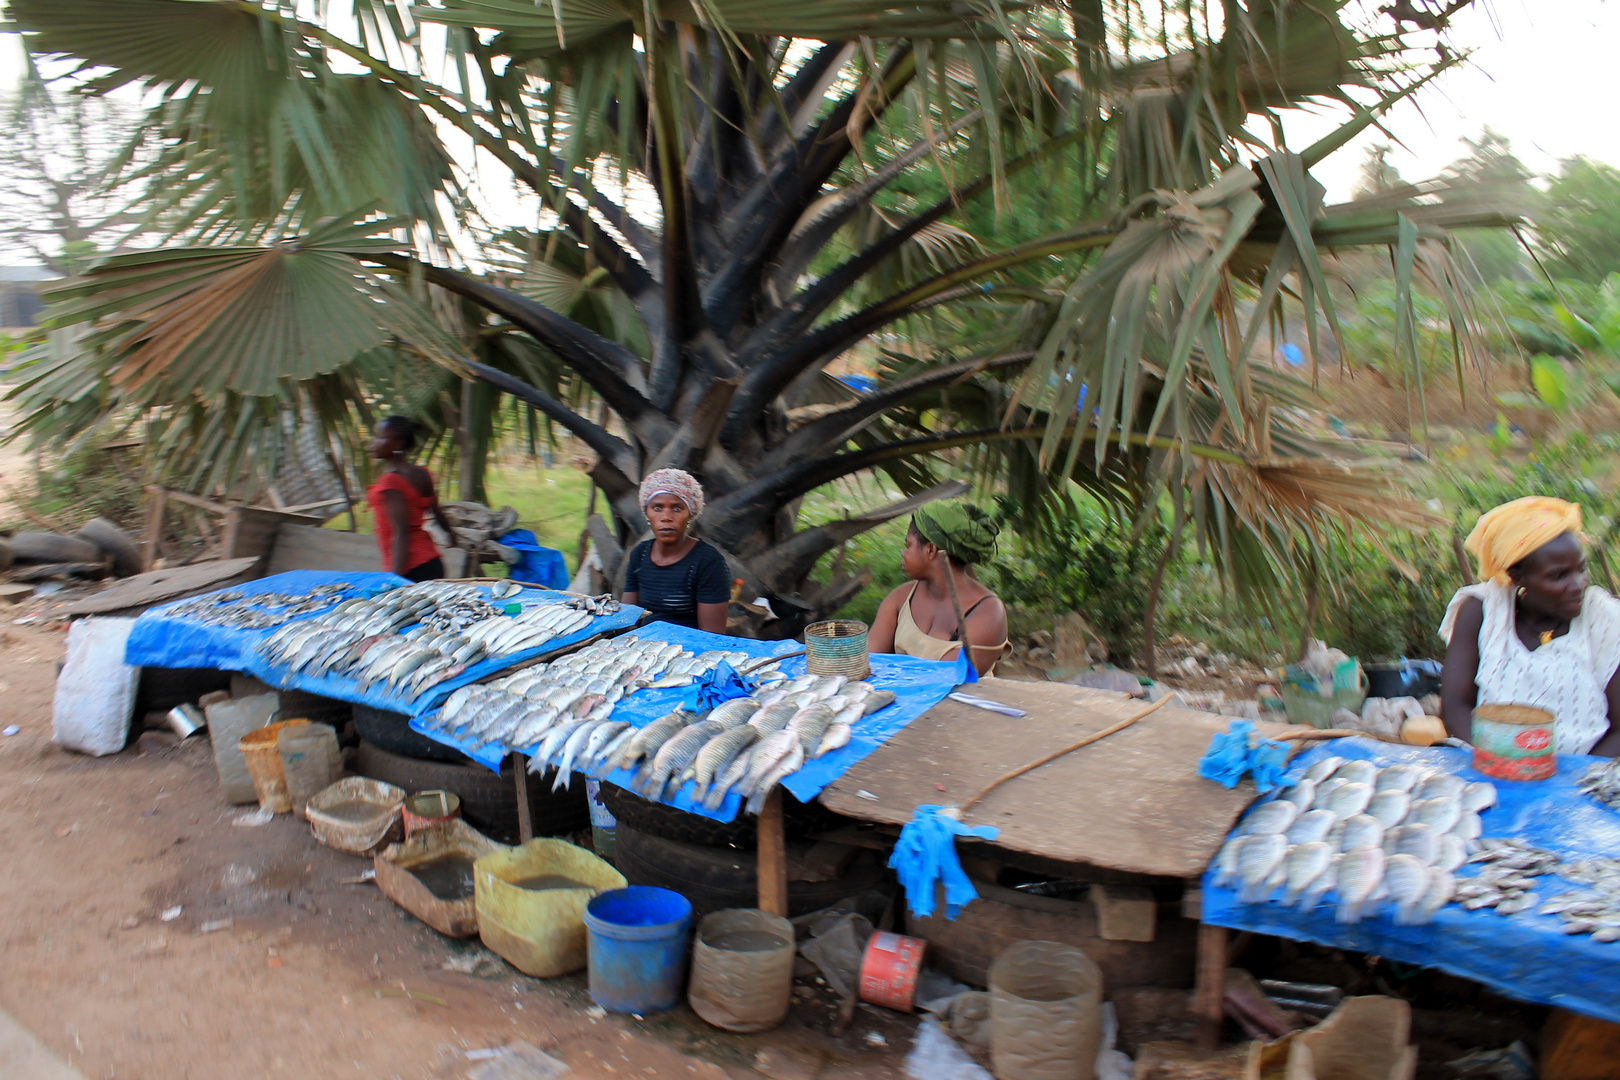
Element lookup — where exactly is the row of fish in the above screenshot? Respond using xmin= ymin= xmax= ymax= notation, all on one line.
xmin=1467 ymin=839 xmax=1620 ymax=942
xmin=254 ymin=582 xmax=616 ymax=702
xmin=164 ymin=582 xmax=357 ymax=628
xmin=418 ymin=637 xmax=760 ymax=766
xmin=1577 ymin=757 xmax=1620 ymax=811
xmin=607 ymin=675 xmax=898 ymax=814
xmin=1215 ymin=757 xmax=1501 ymax=924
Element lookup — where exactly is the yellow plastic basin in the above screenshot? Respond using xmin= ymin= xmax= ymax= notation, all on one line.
xmin=475 ymin=839 xmax=626 ymax=977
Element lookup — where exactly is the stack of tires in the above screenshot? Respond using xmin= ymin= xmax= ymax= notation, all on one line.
xmin=351 ymin=705 xmax=589 ymax=844
xmin=5 ymin=518 xmax=144 ymax=579
xmin=599 ymin=786 xmax=890 ymax=916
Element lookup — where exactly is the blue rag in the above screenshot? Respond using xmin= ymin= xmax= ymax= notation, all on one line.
xmin=952 ymin=646 xmax=978 ymax=685
xmin=890 ymin=805 xmax=1000 ymax=920
xmin=1198 ymin=719 xmax=1290 ymax=793
xmin=682 ymin=659 xmax=752 ymax=713
xmin=497 ymin=529 xmax=570 ymax=589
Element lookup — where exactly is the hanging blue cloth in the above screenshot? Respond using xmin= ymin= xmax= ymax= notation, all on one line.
xmin=681 ymin=659 xmax=751 ymax=713
xmin=953 ymin=645 xmax=978 ymax=685
xmin=497 ymin=529 xmax=570 ymax=589
xmin=890 ymin=805 xmax=1000 ymax=920
xmin=1198 ymin=718 xmax=1290 ymax=794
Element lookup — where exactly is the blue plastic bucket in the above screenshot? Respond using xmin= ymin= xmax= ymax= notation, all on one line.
xmin=583 ymin=886 xmax=694 ymax=1013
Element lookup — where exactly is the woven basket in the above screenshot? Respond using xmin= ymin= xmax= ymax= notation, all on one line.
xmin=805 ymin=619 xmax=870 ymax=679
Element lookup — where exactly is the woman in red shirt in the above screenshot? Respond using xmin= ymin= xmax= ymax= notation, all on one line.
xmin=367 ymin=416 xmax=453 ymax=581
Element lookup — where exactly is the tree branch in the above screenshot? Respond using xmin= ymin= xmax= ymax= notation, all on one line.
xmin=360 ymin=252 xmax=669 ymax=443
xmin=722 ymin=223 xmax=1123 ymax=447
xmin=463 ymin=360 xmax=638 ymax=479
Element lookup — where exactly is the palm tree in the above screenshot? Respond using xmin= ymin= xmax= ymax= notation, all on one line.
xmin=5 ymin=0 xmax=1510 ymax=633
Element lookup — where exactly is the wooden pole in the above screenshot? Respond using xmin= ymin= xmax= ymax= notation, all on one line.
xmin=143 ymin=487 xmax=169 ymax=571
xmin=1194 ymin=923 xmax=1228 ymax=1050
xmin=757 ymin=788 xmax=789 ymax=916
xmin=512 ymin=752 xmax=534 ymax=844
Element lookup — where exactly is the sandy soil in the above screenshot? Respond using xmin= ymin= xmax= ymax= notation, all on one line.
xmin=0 ymin=621 xmax=915 ymax=1080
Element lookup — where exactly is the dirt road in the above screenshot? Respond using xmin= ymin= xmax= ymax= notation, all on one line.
xmin=0 ymin=622 xmax=912 ymax=1080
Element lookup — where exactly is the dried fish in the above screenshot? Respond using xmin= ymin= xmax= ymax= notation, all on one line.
xmin=1339 ymin=814 xmax=1385 ymax=853
xmin=1240 ymin=800 xmax=1300 ymax=836
xmin=1237 ymin=834 xmax=1289 ymax=904
xmin=1281 ymin=842 xmax=1335 ymax=907
xmin=1285 ymin=808 xmax=1338 ymax=847
xmin=1366 ymin=790 xmax=1411 ymax=830
xmin=1322 ymin=781 xmax=1374 ymax=822
xmin=1304 ymin=756 xmax=1345 ymax=784
xmin=1335 ymin=846 xmax=1386 ymax=924
xmin=1374 ymin=763 xmax=1425 ymax=794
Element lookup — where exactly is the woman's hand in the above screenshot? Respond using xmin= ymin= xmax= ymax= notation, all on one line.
xmin=1440 ymin=596 xmax=1484 ymax=742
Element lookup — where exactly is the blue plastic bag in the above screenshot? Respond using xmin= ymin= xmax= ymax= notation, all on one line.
xmin=1198 ymin=719 xmax=1289 ymax=793
xmin=681 ymin=659 xmax=751 ymax=712
xmin=497 ymin=529 xmax=569 ymax=589
xmin=890 ymin=805 xmax=1000 ymax=920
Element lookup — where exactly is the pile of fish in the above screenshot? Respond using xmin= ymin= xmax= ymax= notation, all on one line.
xmin=419 ymin=637 xmax=761 ymax=766
xmin=613 ymin=674 xmax=898 ymax=815
xmin=1464 ymin=841 xmax=1620 ymax=942
xmin=1213 ymin=756 xmax=1498 ymax=925
xmin=255 ymin=581 xmax=618 ymax=703
xmin=164 ymin=583 xmax=356 ymax=628
xmin=1577 ymin=757 xmax=1620 ymax=811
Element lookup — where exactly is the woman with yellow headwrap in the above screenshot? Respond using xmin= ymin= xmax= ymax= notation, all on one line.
xmin=869 ymin=502 xmax=1010 ymax=676
xmin=1439 ymin=497 xmax=1620 ymax=756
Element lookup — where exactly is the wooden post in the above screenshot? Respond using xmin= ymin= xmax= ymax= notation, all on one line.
xmin=143 ymin=487 xmax=168 ymax=571
xmin=512 ymin=752 xmax=533 ymax=844
xmin=757 ymin=788 xmax=789 ymax=916
xmin=1194 ymin=923 xmax=1227 ymax=1049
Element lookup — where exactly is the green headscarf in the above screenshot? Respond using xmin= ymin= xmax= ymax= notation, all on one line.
xmin=913 ymin=502 xmax=999 ymax=565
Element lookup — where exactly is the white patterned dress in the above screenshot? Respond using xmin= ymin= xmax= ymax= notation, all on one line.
xmin=1439 ymin=582 xmax=1620 ymax=755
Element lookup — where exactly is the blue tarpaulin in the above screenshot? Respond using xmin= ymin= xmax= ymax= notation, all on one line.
xmin=410 ymin=621 xmax=966 ymax=822
xmin=124 ymin=570 xmax=644 ymax=716
xmin=1202 ymin=736 xmax=1620 ymax=1024
xmin=498 ymin=529 xmax=570 ymax=590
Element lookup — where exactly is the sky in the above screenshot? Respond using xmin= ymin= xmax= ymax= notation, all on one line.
xmin=0 ymin=0 xmax=1614 ymax=208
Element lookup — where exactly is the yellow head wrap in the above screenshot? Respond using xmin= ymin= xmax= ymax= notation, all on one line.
xmin=1464 ymin=496 xmax=1584 ymax=585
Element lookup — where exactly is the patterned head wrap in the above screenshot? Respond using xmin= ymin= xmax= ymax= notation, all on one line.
xmin=913 ymin=502 xmax=999 ymax=565
xmin=639 ymin=468 xmax=705 ymax=517
xmin=1465 ymin=496 xmax=1584 ymax=585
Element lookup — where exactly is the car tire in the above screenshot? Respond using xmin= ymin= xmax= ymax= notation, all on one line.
xmin=77 ymin=518 xmax=143 ymax=577
xmin=354 ymin=740 xmax=588 ymax=844
xmin=352 ymin=704 xmax=469 ymax=764
xmin=597 ymin=785 xmax=849 ymax=851
xmin=135 ymin=667 xmax=235 ymax=716
xmin=903 ymin=876 xmax=1198 ymax=990
xmin=613 ymin=823 xmax=889 ymax=916
xmin=10 ymin=531 xmax=103 ymax=565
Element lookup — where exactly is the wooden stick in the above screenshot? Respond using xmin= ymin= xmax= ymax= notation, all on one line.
xmin=959 ymin=695 xmax=1172 ymax=813
xmin=740 ymin=650 xmax=804 ymax=675
xmin=757 ymin=787 xmax=789 ymax=917
xmin=512 ymin=753 xmax=533 ymax=844
xmin=1195 ymin=923 xmax=1228 ymax=1049
xmin=940 ymin=560 xmax=971 ymax=668
xmin=1274 ymin=728 xmax=1361 ymax=742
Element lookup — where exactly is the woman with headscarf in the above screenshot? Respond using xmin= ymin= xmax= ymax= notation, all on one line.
xmin=367 ymin=416 xmax=454 ymax=582
xmin=621 ymin=468 xmax=731 ymax=633
xmin=869 ymin=502 xmax=1009 ymax=676
xmin=1440 ymin=496 xmax=1620 ymax=756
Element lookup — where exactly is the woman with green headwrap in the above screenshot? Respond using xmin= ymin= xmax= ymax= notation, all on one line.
xmin=869 ymin=502 xmax=1009 ymax=676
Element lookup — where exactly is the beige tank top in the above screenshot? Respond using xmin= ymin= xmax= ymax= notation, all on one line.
xmin=893 ymin=581 xmax=1008 ymax=672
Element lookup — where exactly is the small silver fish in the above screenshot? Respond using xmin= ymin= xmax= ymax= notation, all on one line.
xmin=1286 ymin=808 xmax=1338 ymax=846
xmin=1400 ymin=866 xmax=1455 ymax=926
xmin=1237 ymin=834 xmax=1288 ymax=904
xmin=1374 ymin=763 xmax=1425 ymax=793
xmin=1385 ymin=853 xmax=1430 ymax=923
xmin=1411 ymin=795 xmax=1463 ymax=834
xmin=1240 ymin=800 xmax=1299 ymax=836
xmin=1331 ymin=760 xmax=1377 ymax=786
xmin=1415 ymin=772 xmax=1466 ymax=802
xmin=1461 ymin=781 xmax=1498 ymax=813
xmin=1304 ymin=756 xmax=1345 ymax=784
xmin=1336 ymin=845 xmax=1386 ymax=924
xmin=1366 ymin=789 xmax=1411 ymax=829
xmin=1282 ymin=842 xmax=1335 ymax=906
xmin=1436 ymin=833 xmax=1468 ymax=872
xmin=1387 ymin=822 xmax=1439 ymax=865
xmin=1339 ymin=814 xmax=1386 ymax=853
xmin=1278 ymin=780 xmax=1317 ymax=812
xmin=1323 ymin=781 xmax=1374 ymax=822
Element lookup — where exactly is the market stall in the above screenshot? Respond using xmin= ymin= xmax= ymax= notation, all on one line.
xmin=123 ymin=570 xmax=644 ymax=715
xmin=1200 ymin=736 xmax=1620 ymax=1025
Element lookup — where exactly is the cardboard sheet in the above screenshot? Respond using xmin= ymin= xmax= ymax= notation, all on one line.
xmin=819 ymin=678 xmax=1293 ymax=878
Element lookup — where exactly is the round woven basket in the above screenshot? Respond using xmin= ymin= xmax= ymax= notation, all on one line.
xmin=805 ymin=619 xmax=870 ymax=679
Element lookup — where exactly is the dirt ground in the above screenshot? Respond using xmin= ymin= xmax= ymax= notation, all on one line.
xmin=0 ymin=620 xmax=918 ymax=1080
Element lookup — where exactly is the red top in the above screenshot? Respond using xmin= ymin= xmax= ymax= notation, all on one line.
xmin=367 ymin=471 xmax=441 ymax=572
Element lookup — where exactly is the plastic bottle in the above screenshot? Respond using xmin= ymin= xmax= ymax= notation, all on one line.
xmin=989 ymin=940 xmax=1103 ymax=1080
xmin=277 ymin=722 xmax=341 ymax=819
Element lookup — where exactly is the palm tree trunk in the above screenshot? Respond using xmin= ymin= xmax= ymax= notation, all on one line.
xmin=1141 ymin=523 xmax=1182 ymax=680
